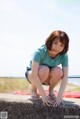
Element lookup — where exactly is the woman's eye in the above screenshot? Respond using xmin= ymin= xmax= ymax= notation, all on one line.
xmin=61 ymin=44 xmax=64 ymax=47
xmin=54 ymin=42 xmax=57 ymax=44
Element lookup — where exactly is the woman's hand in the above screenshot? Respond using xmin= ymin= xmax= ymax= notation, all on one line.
xmin=48 ymin=96 xmax=63 ymax=107
xmin=42 ymin=96 xmax=54 ymax=106
xmin=56 ymin=97 xmax=63 ymax=106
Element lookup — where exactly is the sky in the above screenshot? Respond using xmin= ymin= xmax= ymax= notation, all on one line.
xmin=0 ymin=0 xmax=80 ymax=77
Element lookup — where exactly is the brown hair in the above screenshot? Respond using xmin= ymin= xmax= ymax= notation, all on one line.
xmin=45 ymin=30 xmax=69 ymax=54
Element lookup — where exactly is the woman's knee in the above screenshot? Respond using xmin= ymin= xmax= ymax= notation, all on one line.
xmin=38 ymin=65 xmax=50 ymax=79
xmin=50 ymin=67 xmax=63 ymax=79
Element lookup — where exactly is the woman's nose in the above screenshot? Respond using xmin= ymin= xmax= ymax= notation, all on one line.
xmin=56 ymin=45 xmax=60 ymax=51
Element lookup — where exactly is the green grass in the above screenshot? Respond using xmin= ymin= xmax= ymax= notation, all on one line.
xmin=70 ymin=86 xmax=80 ymax=91
xmin=0 ymin=77 xmax=30 ymax=93
xmin=65 ymin=83 xmax=80 ymax=92
xmin=0 ymin=77 xmax=80 ymax=93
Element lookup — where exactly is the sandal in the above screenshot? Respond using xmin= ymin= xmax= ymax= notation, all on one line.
xmin=48 ymin=92 xmax=57 ymax=106
xmin=48 ymin=92 xmax=56 ymax=100
xmin=31 ymin=91 xmax=40 ymax=100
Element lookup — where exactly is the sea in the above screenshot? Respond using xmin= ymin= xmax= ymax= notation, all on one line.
xmin=68 ymin=77 xmax=80 ymax=86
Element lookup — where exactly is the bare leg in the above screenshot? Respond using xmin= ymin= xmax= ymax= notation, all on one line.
xmin=28 ymin=73 xmax=39 ymax=99
xmin=49 ymin=67 xmax=63 ymax=94
xmin=28 ymin=65 xmax=50 ymax=98
xmin=38 ymin=65 xmax=50 ymax=83
xmin=28 ymin=73 xmax=37 ymax=92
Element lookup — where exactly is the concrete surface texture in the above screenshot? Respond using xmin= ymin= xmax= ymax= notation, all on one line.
xmin=0 ymin=94 xmax=80 ymax=119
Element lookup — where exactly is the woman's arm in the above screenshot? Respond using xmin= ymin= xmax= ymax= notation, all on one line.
xmin=56 ymin=67 xmax=68 ymax=105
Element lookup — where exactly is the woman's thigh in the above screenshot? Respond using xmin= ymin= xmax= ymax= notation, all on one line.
xmin=50 ymin=66 xmax=63 ymax=79
xmin=43 ymin=66 xmax=63 ymax=85
xmin=28 ymin=66 xmax=63 ymax=85
xmin=28 ymin=65 xmax=50 ymax=83
xmin=38 ymin=65 xmax=50 ymax=83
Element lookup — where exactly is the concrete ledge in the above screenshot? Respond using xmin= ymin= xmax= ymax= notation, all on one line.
xmin=0 ymin=94 xmax=80 ymax=119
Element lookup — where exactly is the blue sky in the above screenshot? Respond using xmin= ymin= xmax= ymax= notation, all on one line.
xmin=0 ymin=0 xmax=80 ymax=77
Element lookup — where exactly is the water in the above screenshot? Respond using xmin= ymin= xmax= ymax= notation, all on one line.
xmin=68 ymin=77 xmax=80 ymax=86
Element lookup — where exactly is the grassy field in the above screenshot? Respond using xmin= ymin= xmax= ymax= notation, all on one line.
xmin=0 ymin=77 xmax=80 ymax=93
xmin=0 ymin=77 xmax=30 ymax=93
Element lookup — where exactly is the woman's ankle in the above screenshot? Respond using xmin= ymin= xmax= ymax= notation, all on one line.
xmin=31 ymin=91 xmax=39 ymax=97
xmin=49 ymin=90 xmax=54 ymax=95
xmin=31 ymin=89 xmax=37 ymax=93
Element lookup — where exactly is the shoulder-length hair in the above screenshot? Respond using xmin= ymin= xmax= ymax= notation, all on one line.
xmin=45 ymin=30 xmax=69 ymax=54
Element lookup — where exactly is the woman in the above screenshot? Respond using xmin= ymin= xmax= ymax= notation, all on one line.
xmin=25 ymin=30 xmax=69 ymax=106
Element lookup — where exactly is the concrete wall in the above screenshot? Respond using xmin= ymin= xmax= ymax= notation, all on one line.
xmin=0 ymin=94 xmax=80 ymax=119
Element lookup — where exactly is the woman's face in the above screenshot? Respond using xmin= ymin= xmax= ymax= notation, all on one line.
xmin=51 ymin=39 xmax=64 ymax=54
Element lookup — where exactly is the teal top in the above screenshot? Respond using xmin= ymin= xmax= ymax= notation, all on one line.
xmin=30 ymin=45 xmax=68 ymax=68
